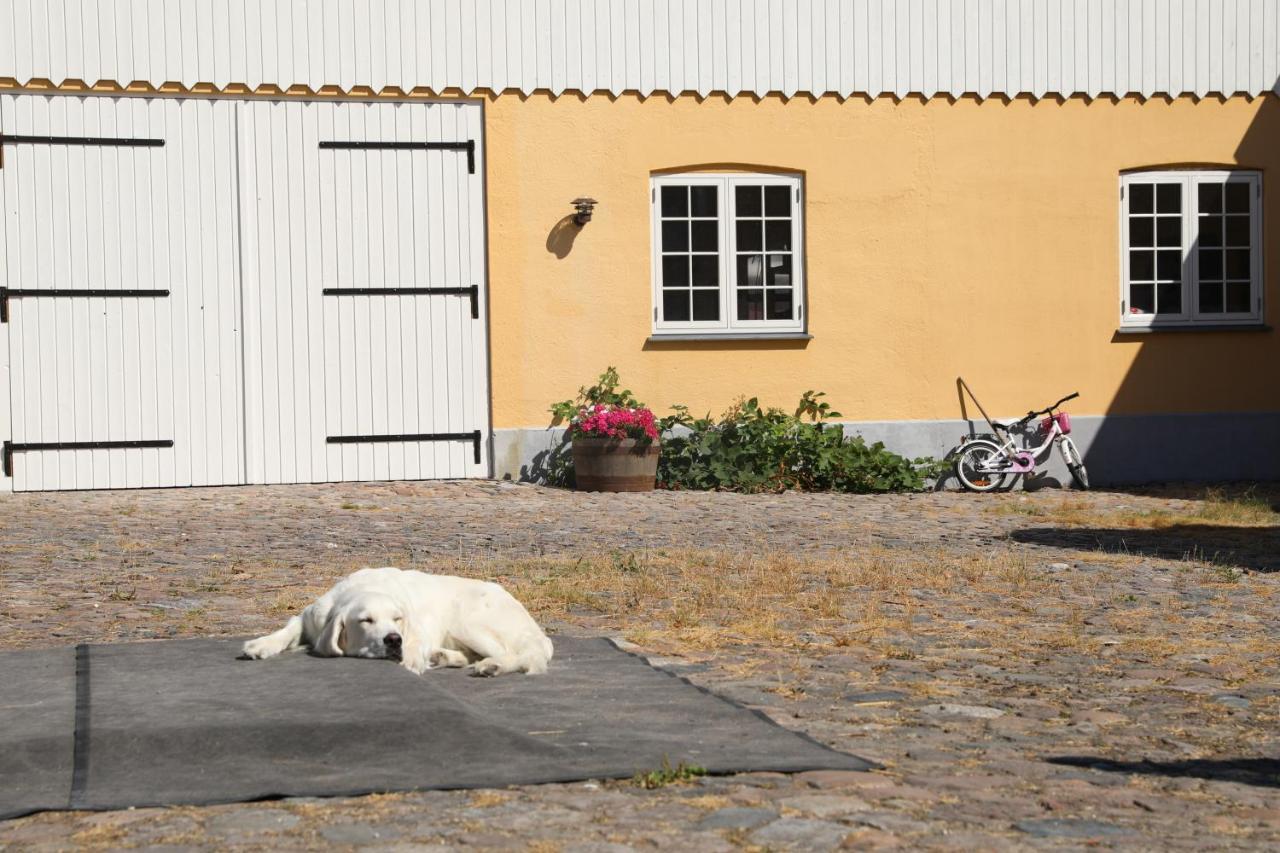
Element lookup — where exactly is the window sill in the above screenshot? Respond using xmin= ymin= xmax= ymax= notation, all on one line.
xmin=1115 ymin=323 xmax=1271 ymax=335
xmin=646 ymin=332 xmax=813 ymax=342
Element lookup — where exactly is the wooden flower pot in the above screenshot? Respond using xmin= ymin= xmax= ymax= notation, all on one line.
xmin=571 ymin=436 xmax=660 ymax=492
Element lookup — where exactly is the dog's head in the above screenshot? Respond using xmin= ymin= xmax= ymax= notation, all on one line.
xmin=316 ymin=591 xmax=408 ymax=661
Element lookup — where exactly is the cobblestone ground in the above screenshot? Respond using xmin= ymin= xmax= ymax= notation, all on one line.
xmin=1 ymin=481 xmax=1278 ymax=851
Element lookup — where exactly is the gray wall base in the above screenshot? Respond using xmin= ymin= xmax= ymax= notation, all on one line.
xmin=493 ymin=412 xmax=1280 ymax=487
xmin=493 ymin=427 xmax=571 ymax=485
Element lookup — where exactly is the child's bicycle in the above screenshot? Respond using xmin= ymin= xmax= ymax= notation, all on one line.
xmin=953 ymin=390 xmax=1089 ymax=492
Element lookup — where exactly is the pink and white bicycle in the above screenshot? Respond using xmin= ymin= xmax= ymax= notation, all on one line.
xmin=954 ymin=392 xmax=1089 ymax=492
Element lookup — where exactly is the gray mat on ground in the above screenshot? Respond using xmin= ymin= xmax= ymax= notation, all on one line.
xmin=0 ymin=636 xmax=874 ymax=819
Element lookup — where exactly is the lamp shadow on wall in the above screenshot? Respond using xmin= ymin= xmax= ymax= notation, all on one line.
xmin=545 ymin=215 xmax=582 ymax=259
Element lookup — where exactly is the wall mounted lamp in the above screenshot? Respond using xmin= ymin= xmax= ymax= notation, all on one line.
xmin=571 ymin=197 xmax=598 ymax=226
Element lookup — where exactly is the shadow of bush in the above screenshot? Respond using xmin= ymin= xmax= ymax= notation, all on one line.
xmin=1008 ymin=524 xmax=1280 ymax=572
xmin=1047 ymin=756 xmax=1280 ymax=788
xmin=520 ymin=437 xmax=574 ymax=488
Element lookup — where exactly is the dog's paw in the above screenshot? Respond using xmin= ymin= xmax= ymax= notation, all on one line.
xmin=469 ymin=658 xmax=502 ymax=678
xmin=240 ymin=637 xmax=280 ymax=660
xmin=430 ymin=649 xmax=469 ymax=669
xmin=402 ymin=650 xmax=433 ymax=675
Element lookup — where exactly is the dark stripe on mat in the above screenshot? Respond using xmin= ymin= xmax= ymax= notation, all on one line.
xmin=69 ymin=644 xmax=91 ymax=809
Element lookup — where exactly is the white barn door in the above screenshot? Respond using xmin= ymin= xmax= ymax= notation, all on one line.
xmin=0 ymin=95 xmax=245 ymax=491
xmin=0 ymin=95 xmax=489 ymax=491
xmin=238 ymin=101 xmax=489 ymax=484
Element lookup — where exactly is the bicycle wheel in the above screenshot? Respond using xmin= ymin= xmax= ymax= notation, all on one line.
xmin=955 ymin=440 xmax=1008 ymax=493
xmin=1060 ymin=437 xmax=1090 ymax=490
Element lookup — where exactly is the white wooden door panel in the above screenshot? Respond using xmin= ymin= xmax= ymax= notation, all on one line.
xmin=240 ymin=100 xmax=489 ymax=485
xmin=0 ymin=94 xmax=244 ymax=491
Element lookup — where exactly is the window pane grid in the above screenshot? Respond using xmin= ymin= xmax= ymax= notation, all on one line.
xmin=658 ymin=184 xmax=720 ymax=323
xmin=1196 ymin=179 xmax=1254 ymax=315
xmin=1122 ymin=172 xmax=1260 ymax=326
xmin=1126 ymin=181 xmax=1182 ymax=316
xmin=653 ymin=176 xmax=803 ymax=334
xmin=734 ymin=184 xmax=795 ymax=322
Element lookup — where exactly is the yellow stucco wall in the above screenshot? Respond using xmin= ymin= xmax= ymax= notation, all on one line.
xmin=484 ymin=92 xmax=1280 ymax=428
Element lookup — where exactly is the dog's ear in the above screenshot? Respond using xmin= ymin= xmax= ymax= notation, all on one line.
xmin=314 ymin=606 xmax=347 ymax=657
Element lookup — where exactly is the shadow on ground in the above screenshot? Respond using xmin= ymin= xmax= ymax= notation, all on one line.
xmin=1048 ymin=756 xmax=1280 ymax=788
xmin=1008 ymin=524 xmax=1280 ymax=572
xmin=1089 ymin=483 xmax=1280 ymax=506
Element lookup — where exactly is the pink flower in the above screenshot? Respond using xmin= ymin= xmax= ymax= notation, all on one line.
xmin=571 ymin=403 xmax=659 ymax=441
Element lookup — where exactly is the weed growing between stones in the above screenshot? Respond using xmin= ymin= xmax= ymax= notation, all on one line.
xmin=632 ymin=756 xmax=707 ymax=789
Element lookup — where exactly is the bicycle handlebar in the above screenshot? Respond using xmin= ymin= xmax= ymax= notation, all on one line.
xmin=1048 ymin=391 xmax=1080 ymax=410
xmin=1013 ymin=392 xmax=1081 ymax=425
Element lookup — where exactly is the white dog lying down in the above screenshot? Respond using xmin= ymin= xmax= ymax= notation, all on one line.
xmin=241 ymin=567 xmax=553 ymax=676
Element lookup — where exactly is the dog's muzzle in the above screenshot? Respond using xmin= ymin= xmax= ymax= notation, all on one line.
xmin=384 ymin=632 xmax=403 ymax=661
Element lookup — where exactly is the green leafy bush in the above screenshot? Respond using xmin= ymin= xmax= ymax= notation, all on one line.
xmin=549 ymin=367 xmax=646 ymax=423
xmin=543 ymin=370 xmax=943 ymax=493
xmin=549 ymin=366 xmax=659 ymax=442
xmin=657 ymin=391 xmax=943 ymax=493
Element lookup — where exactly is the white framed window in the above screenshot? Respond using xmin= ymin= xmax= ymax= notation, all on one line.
xmin=1120 ymin=170 xmax=1263 ymax=328
xmin=650 ymin=173 xmax=805 ymax=335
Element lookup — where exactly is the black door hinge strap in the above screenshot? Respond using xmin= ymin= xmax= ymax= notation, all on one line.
xmin=322 ymin=285 xmax=478 ymax=319
xmin=0 ymin=134 xmax=164 ymax=168
xmin=318 ymin=139 xmax=476 ymax=174
xmin=3 ymin=439 xmax=174 ymax=478
xmin=0 ymin=288 xmax=170 ymax=323
xmin=326 ymin=431 xmax=482 ymax=465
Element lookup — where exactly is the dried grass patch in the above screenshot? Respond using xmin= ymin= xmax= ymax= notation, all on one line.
xmin=409 ymin=548 xmax=1279 ymax=680
xmin=468 ymin=790 xmax=510 ymax=809
xmin=992 ymin=488 xmax=1278 ymax=530
xmin=69 ymin=823 xmax=129 ymax=846
xmin=417 ymin=547 xmax=1061 ymax=652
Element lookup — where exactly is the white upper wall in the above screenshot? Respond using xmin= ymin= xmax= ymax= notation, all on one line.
xmin=2 ymin=0 xmax=1277 ymax=101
